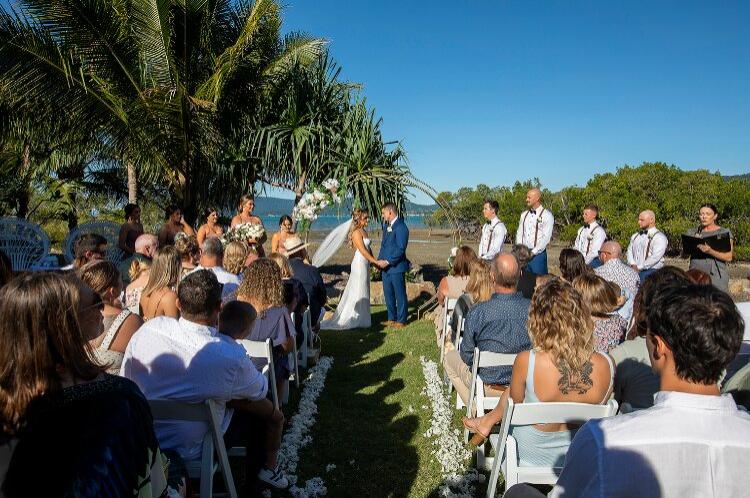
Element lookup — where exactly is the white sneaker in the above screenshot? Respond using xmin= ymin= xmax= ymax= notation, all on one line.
xmin=258 ymin=466 xmax=289 ymax=489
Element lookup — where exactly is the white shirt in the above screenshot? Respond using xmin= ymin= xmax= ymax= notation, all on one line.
xmin=515 ymin=206 xmax=554 ymax=255
xmin=550 ymin=391 xmax=750 ymax=497
xmin=574 ymin=221 xmax=606 ymax=264
xmin=121 ymin=317 xmax=267 ymax=461
xmin=626 ymin=227 xmax=668 ymax=271
xmin=479 ymin=217 xmax=507 ymax=261
xmin=189 ymin=265 xmax=241 ymax=301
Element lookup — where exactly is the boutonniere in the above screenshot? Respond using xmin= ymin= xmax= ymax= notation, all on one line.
xmin=387 ymin=226 xmax=393 ymax=233
xmin=587 ymin=233 xmax=594 ymax=241
xmin=647 ymin=232 xmax=656 ymax=240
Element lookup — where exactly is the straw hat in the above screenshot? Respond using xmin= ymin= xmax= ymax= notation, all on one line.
xmin=283 ymin=236 xmax=309 ymax=257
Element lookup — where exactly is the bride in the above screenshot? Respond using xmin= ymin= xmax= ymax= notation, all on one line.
xmin=319 ymin=209 xmax=377 ymax=330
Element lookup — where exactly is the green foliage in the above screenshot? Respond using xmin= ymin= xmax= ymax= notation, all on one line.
xmin=429 ymin=162 xmax=750 ymax=260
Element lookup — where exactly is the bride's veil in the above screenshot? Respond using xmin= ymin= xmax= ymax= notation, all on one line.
xmin=311 ymin=218 xmax=353 ymax=268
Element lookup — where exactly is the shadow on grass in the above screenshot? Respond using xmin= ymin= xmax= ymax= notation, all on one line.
xmin=294 ymin=308 xmax=421 ymax=497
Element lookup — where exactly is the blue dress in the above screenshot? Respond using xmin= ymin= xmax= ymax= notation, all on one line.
xmin=510 ymin=350 xmax=614 ymax=467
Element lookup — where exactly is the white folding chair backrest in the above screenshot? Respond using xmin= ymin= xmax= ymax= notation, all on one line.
xmin=292 ymin=311 xmax=308 ymax=368
xmin=465 ymin=348 xmax=516 ymax=441
xmin=148 ymin=399 xmax=238 ymax=498
xmin=0 ymin=217 xmax=50 ymax=271
xmin=439 ymin=297 xmax=459 ymax=362
xmin=486 ymin=398 xmax=619 ymax=497
xmin=63 ymin=221 xmax=124 ymax=264
xmin=237 ymin=338 xmax=278 ymax=410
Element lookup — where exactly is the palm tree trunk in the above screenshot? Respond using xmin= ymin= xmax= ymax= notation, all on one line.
xmin=17 ymin=144 xmax=31 ymax=218
xmin=127 ymin=162 xmax=138 ymax=203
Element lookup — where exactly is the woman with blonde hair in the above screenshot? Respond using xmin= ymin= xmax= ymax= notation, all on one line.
xmin=125 ymin=257 xmax=151 ymax=314
xmin=231 ymin=194 xmax=267 ymax=250
xmin=224 ymin=241 xmax=250 ymax=276
xmin=320 ymin=209 xmax=378 ymax=330
xmin=78 ymin=260 xmax=144 ymax=374
xmin=444 ymin=260 xmax=495 ymax=347
xmin=174 ymin=233 xmax=200 ymax=277
xmin=139 ymin=246 xmax=181 ymax=320
xmin=572 ymin=273 xmax=627 ymax=353
xmin=237 ymin=259 xmax=295 ymax=397
xmin=463 ymin=279 xmax=614 ymax=467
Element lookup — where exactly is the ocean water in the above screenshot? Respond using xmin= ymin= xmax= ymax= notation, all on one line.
xmin=260 ymin=214 xmax=429 ymax=230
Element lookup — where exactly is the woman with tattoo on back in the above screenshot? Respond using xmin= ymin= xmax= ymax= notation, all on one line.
xmin=462 ymin=278 xmax=615 ymax=467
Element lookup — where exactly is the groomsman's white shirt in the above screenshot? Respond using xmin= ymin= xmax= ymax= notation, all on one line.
xmin=574 ymin=221 xmax=607 ymax=264
xmin=626 ymin=227 xmax=668 ymax=270
xmin=516 ymin=206 xmax=554 ymax=255
xmin=479 ymin=217 xmax=506 ymax=261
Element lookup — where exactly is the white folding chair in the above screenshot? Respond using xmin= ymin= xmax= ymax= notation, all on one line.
xmin=447 ymin=316 xmax=466 ymax=397
xmin=303 ymin=309 xmax=320 ymax=365
xmin=0 ymin=217 xmax=50 ymax=271
xmin=237 ymin=338 xmax=279 ymax=410
xmin=148 ymin=399 xmax=238 ymax=498
xmin=439 ymin=297 xmax=459 ymax=363
xmin=63 ymin=220 xmax=125 ymax=264
xmin=292 ymin=311 xmax=309 ymax=368
xmin=486 ymin=398 xmax=619 ymax=497
xmin=464 ymin=348 xmax=517 ymax=443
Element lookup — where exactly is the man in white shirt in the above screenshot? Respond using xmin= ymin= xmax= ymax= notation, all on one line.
xmin=595 ymin=241 xmax=639 ymax=322
xmin=121 ymin=270 xmax=289 ymax=489
xmin=507 ymin=283 xmax=750 ymax=498
xmin=515 ymin=188 xmax=554 ymax=275
xmin=573 ymin=204 xmax=606 ymax=267
xmin=479 ymin=199 xmax=507 ymax=262
xmin=626 ymin=210 xmax=668 ymax=282
xmin=193 ymin=237 xmax=240 ymax=301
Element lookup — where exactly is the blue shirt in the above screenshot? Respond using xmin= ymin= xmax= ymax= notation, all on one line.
xmin=459 ymin=292 xmax=532 ymax=385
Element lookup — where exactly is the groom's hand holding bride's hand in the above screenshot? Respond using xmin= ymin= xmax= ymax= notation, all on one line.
xmin=376 ymin=260 xmax=389 ymax=269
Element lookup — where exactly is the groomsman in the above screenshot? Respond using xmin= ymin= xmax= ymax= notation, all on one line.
xmin=479 ymin=199 xmax=507 ymax=262
xmin=626 ymin=210 xmax=669 ymax=282
xmin=574 ymin=204 xmax=607 ymax=268
xmin=516 ymin=188 xmax=554 ymax=275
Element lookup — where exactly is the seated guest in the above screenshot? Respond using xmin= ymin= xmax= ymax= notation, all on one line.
xmin=158 ymin=204 xmax=195 ymax=247
xmin=65 ymin=233 xmax=107 ymax=270
xmin=122 ymin=270 xmax=288 ymax=489
xmin=572 ymin=273 xmax=627 ymax=353
xmin=218 ymin=300 xmax=257 ymax=341
xmin=125 ymin=257 xmax=150 ymax=314
xmin=269 ymin=252 xmax=309 ymax=344
xmin=534 ymin=283 xmax=750 ymax=497
xmin=196 ymin=207 xmax=224 ymax=246
xmin=139 ymin=246 xmax=181 ymax=320
xmin=237 ymin=259 xmax=296 ymax=400
xmin=610 ymin=267 xmax=691 ymax=411
xmin=78 ymin=261 xmax=144 ymax=374
xmin=462 ymin=279 xmax=615 ymax=469
xmin=434 ymin=246 xmax=476 ymax=339
xmin=224 ymin=241 xmax=251 ymax=277
xmin=558 ymin=248 xmax=590 ymax=283
xmin=246 ymin=241 xmax=262 ymax=266
xmin=594 ymin=241 xmax=639 ymax=322
xmin=0 ymin=249 xmax=11 ymax=288
xmin=118 ymin=203 xmax=144 ymax=257
xmin=285 ymin=236 xmax=327 ymax=329
xmin=443 ymin=254 xmax=532 ymax=405
xmin=0 ymin=273 xmax=170 ymax=497
xmin=118 ymin=233 xmax=158 ymax=286
xmin=174 ymin=234 xmax=200 ymax=277
xmin=194 ymin=237 xmax=239 ymax=301
xmin=511 ymin=244 xmax=537 ymax=299
xmin=447 ymin=259 xmax=493 ymax=347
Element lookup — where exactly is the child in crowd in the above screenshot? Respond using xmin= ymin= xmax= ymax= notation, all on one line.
xmin=219 ymin=300 xmax=257 ymax=340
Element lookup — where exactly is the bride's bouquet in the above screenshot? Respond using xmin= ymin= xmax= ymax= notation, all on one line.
xmin=293 ymin=178 xmax=344 ymax=232
xmin=221 ymin=222 xmax=265 ymax=244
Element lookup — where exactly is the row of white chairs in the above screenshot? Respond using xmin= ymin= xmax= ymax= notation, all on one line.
xmin=436 ymin=296 xmax=620 ymax=497
xmin=0 ymin=217 xmax=126 ymax=270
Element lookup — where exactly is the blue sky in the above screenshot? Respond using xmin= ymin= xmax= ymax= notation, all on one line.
xmin=281 ymin=0 xmax=750 ymax=203
xmin=3 ymin=1 xmax=748 ymax=204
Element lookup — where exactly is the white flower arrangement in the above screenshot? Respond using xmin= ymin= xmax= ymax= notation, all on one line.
xmin=220 ymin=222 xmax=265 ymax=244
xmin=420 ymin=357 xmax=484 ymax=497
xmin=293 ymin=178 xmax=345 ymax=232
xmin=277 ymin=356 xmax=334 ymax=498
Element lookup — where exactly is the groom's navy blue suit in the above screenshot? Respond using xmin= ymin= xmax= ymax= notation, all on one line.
xmin=378 ymin=217 xmax=410 ymax=324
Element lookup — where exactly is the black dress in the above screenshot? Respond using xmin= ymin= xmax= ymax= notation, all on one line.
xmin=1 ymin=375 xmax=167 ymax=498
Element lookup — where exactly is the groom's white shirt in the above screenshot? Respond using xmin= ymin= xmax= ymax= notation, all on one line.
xmin=389 ymin=216 xmax=398 ymax=228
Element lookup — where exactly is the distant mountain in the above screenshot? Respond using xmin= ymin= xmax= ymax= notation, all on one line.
xmin=724 ymin=173 xmax=750 ymax=182
xmin=253 ymin=196 xmax=437 ymax=216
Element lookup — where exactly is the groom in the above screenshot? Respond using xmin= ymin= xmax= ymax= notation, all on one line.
xmin=376 ymin=202 xmax=410 ymax=329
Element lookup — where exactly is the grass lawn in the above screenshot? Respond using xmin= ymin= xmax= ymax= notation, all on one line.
xmin=286 ymin=306 xmax=485 ymax=498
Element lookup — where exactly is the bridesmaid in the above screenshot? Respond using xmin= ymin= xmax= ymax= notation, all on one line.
xmin=196 ymin=207 xmax=224 ymax=246
xmin=118 ymin=203 xmax=144 ymax=256
xmin=231 ymin=193 xmax=268 ymax=247
xmin=685 ymin=203 xmax=733 ymax=292
xmin=271 ymin=215 xmax=295 ymax=254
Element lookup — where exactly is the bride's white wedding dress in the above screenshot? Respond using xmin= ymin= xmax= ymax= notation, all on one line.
xmin=320 ymin=238 xmax=372 ymax=330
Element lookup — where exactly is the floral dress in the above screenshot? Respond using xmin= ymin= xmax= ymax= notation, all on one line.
xmin=593 ymin=315 xmax=628 ymax=353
